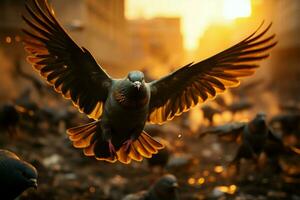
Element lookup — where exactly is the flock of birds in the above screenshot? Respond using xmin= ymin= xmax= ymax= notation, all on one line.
xmin=0 ymin=0 xmax=300 ymax=199
xmin=1 ymin=106 xmax=300 ymax=199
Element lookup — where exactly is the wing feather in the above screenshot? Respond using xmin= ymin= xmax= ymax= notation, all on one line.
xmin=148 ymin=22 xmax=277 ymax=124
xmin=22 ymin=0 xmax=111 ymax=120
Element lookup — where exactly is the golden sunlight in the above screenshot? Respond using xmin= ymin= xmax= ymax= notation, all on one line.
xmin=126 ymin=0 xmax=252 ymax=51
xmin=223 ymin=0 xmax=251 ymax=20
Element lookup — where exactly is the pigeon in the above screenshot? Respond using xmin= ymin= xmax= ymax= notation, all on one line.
xmin=199 ymin=113 xmax=300 ymax=170
xmin=122 ymin=174 xmax=179 ymax=200
xmin=22 ymin=0 xmax=276 ymax=163
xmin=0 ymin=149 xmax=38 ymax=200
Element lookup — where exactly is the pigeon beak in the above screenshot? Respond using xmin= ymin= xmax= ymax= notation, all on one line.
xmin=133 ymin=81 xmax=141 ymax=90
xmin=29 ymin=178 xmax=38 ymax=189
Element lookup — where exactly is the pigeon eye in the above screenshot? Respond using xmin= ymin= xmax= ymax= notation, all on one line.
xmin=20 ymin=170 xmax=31 ymax=179
xmin=21 ymin=171 xmax=28 ymax=177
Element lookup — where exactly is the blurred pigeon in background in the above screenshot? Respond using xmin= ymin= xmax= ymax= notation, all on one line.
xmin=0 ymin=149 xmax=38 ymax=200
xmin=199 ymin=113 xmax=300 ymax=171
xmin=122 ymin=174 xmax=179 ymax=200
xmin=22 ymin=0 xmax=276 ymax=163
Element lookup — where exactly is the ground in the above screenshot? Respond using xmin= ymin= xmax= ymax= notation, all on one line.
xmin=1 ymin=114 xmax=299 ymax=200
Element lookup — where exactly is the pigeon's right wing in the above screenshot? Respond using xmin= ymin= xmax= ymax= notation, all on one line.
xmin=22 ymin=0 xmax=111 ymax=120
xmin=199 ymin=122 xmax=246 ymax=142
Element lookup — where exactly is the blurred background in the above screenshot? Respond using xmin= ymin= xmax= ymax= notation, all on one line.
xmin=0 ymin=0 xmax=300 ymax=199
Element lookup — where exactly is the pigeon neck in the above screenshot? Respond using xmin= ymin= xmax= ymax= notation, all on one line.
xmin=249 ymin=119 xmax=267 ymax=134
xmin=114 ymin=84 xmax=148 ymax=108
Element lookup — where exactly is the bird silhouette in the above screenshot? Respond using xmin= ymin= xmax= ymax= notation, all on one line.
xmin=122 ymin=174 xmax=179 ymax=200
xmin=199 ymin=113 xmax=300 ymax=171
xmin=0 ymin=149 xmax=38 ymax=200
xmin=22 ymin=0 xmax=277 ymax=163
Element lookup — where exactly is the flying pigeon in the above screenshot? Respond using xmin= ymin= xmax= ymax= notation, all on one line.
xmin=0 ymin=149 xmax=38 ymax=200
xmin=122 ymin=174 xmax=179 ymax=200
xmin=22 ymin=0 xmax=277 ymax=163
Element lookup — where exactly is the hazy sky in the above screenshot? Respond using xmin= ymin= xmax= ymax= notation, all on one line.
xmin=126 ymin=0 xmax=251 ymax=50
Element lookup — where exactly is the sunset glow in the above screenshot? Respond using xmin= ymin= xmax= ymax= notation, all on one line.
xmin=126 ymin=0 xmax=252 ymax=51
xmin=223 ymin=0 xmax=251 ymax=20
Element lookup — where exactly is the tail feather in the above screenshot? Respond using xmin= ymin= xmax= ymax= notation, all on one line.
xmin=67 ymin=120 xmax=98 ymax=142
xmin=68 ymin=121 xmax=118 ymax=163
xmin=134 ymin=140 xmax=152 ymax=158
xmin=67 ymin=122 xmax=165 ymax=164
xmin=94 ymin=140 xmax=117 ymax=163
xmin=83 ymin=142 xmax=96 ymax=156
xmin=73 ymin=133 xmax=95 ymax=148
xmin=128 ymin=145 xmax=143 ymax=161
xmin=117 ymin=146 xmax=131 ymax=164
xmin=130 ymin=131 xmax=164 ymax=162
xmin=67 ymin=121 xmax=99 ymax=149
xmin=139 ymin=135 xmax=157 ymax=154
xmin=115 ymin=131 xmax=164 ymax=164
xmin=141 ymin=132 xmax=164 ymax=149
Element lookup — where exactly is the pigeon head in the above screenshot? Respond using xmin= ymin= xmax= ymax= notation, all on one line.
xmin=149 ymin=174 xmax=179 ymax=200
xmin=249 ymin=112 xmax=267 ymax=133
xmin=127 ymin=71 xmax=145 ymax=90
xmin=0 ymin=150 xmax=38 ymax=199
xmin=253 ymin=112 xmax=266 ymax=126
xmin=14 ymin=160 xmax=38 ymax=189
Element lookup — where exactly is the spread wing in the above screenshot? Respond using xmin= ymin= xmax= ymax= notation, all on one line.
xmin=148 ymin=22 xmax=276 ymax=124
xmin=22 ymin=0 xmax=111 ymax=120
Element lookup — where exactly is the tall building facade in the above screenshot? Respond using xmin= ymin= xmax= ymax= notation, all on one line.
xmin=128 ymin=17 xmax=184 ymax=78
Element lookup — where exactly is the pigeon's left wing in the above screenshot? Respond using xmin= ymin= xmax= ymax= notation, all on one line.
xmin=266 ymin=130 xmax=300 ymax=155
xmin=148 ymin=23 xmax=276 ymax=124
xmin=22 ymin=0 xmax=111 ymax=120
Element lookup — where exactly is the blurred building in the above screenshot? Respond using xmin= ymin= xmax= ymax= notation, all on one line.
xmin=0 ymin=1 xmax=26 ymax=100
xmin=195 ymin=0 xmax=300 ymax=103
xmin=52 ymin=0 xmax=129 ymax=77
xmin=128 ymin=17 xmax=184 ymax=78
xmin=261 ymin=0 xmax=300 ymax=101
xmin=196 ymin=24 xmax=233 ymax=60
xmin=0 ymin=1 xmax=25 ymax=58
xmin=0 ymin=0 xmax=130 ymax=100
